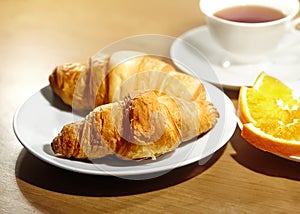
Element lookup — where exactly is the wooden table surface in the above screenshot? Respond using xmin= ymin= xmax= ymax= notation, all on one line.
xmin=1 ymin=0 xmax=300 ymax=213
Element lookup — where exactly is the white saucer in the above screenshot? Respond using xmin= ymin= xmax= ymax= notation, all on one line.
xmin=171 ymin=26 xmax=300 ymax=90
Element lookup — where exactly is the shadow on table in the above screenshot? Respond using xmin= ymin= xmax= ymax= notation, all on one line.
xmin=15 ymin=145 xmax=226 ymax=197
xmin=230 ymin=128 xmax=300 ymax=181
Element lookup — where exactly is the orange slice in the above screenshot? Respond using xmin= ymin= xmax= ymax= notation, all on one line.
xmin=238 ymin=72 xmax=300 ymax=157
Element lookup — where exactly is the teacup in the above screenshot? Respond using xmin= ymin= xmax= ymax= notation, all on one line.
xmin=199 ymin=0 xmax=300 ymax=64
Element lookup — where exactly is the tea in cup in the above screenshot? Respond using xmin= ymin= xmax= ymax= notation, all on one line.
xmin=199 ymin=0 xmax=300 ymax=64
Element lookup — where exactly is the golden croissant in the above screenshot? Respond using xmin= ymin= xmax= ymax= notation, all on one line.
xmin=49 ymin=52 xmax=206 ymax=110
xmin=51 ymin=90 xmax=219 ymax=160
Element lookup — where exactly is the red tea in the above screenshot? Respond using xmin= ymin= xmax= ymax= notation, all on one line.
xmin=214 ymin=5 xmax=285 ymax=23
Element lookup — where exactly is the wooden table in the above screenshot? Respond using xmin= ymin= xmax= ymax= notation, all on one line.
xmin=1 ymin=0 xmax=300 ymax=213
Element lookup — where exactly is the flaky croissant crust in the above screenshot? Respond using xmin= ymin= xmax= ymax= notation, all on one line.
xmin=49 ymin=54 xmax=206 ymax=111
xmin=51 ymin=90 xmax=219 ymax=160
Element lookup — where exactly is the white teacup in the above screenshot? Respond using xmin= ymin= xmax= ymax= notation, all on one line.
xmin=200 ymin=0 xmax=300 ymax=64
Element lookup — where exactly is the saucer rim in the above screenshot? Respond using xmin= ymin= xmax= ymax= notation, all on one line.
xmin=171 ymin=25 xmax=300 ymax=90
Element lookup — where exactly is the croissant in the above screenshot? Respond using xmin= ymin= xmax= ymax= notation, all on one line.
xmin=48 ymin=53 xmax=110 ymax=110
xmin=51 ymin=90 xmax=219 ymax=160
xmin=49 ymin=51 xmax=206 ymax=110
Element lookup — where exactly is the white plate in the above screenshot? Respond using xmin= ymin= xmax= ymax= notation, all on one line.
xmin=13 ymin=82 xmax=237 ymax=178
xmin=171 ymin=26 xmax=300 ymax=90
